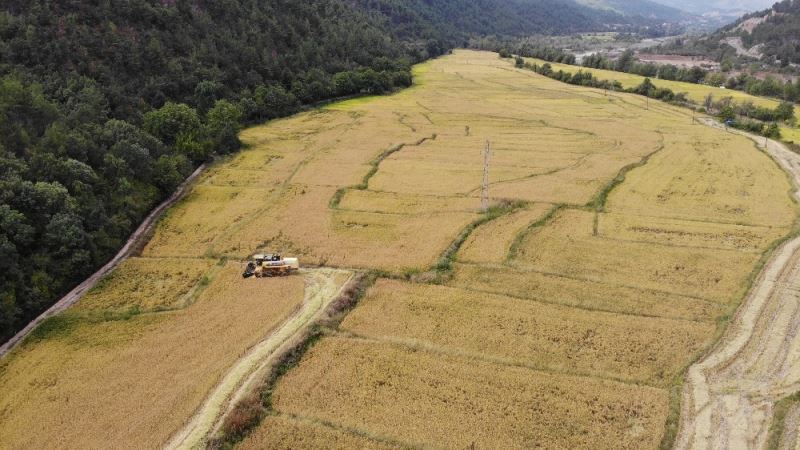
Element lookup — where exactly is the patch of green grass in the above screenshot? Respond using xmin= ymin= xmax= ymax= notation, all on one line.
xmin=325 ymin=95 xmax=383 ymax=111
xmin=767 ymin=391 xmax=800 ymax=450
xmin=25 ymin=313 xmax=83 ymax=343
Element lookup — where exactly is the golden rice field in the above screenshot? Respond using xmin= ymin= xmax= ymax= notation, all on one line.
xmin=0 ymin=49 xmax=796 ymax=449
xmin=451 ymin=263 xmax=724 ymax=321
xmin=239 ymin=415 xmax=402 ymax=450
xmin=246 ymin=50 xmax=796 ymax=448
xmin=269 ymin=336 xmax=669 ymax=450
xmin=0 ymin=262 xmax=307 ymax=449
xmin=74 ymin=257 xmax=214 ymax=312
xmin=341 ymin=279 xmax=713 ymax=385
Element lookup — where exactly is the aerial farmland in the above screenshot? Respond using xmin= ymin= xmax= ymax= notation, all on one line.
xmin=0 ymin=50 xmax=795 ymax=449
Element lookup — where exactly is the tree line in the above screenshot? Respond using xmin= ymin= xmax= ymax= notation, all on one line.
xmin=476 ymin=34 xmax=800 ymax=106
xmin=517 ymin=57 xmax=794 ymax=139
xmin=584 ymin=50 xmax=800 ymax=104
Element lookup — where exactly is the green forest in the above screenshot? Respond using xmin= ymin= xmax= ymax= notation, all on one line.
xmin=0 ymin=0 xmax=652 ymax=343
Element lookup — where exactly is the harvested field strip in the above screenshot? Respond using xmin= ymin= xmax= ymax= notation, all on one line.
xmin=451 ymin=263 xmax=723 ymax=321
xmin=166 ymin=268 xmax=353 ymax=449
xmin=270 ymin=336 xmax=670 ymax=450
xmin=340 ymin=280 xmax=714 ymax=386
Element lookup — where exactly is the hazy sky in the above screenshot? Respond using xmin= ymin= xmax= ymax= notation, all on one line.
xmin=656 ymin=0 xmax=777 ymax=15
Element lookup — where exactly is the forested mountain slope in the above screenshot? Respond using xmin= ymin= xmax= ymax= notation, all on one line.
xmin=659 ymin=0 xmax=800 ymax=65
xmin=725 ymin=0 xmax=800 ymax=65
xmin=0 ymin=0 xmax=663 ymax=343
xmin=576 ymin=0 xmax=692 ymax=22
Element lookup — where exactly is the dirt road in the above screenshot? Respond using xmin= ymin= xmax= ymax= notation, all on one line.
xmin=675 ymin=120 xmax=800 ymax=449
xmin=165 ymin=268 xmax=353 ymax=450
xmin=0 ymin=164 xmax=207 ymax=359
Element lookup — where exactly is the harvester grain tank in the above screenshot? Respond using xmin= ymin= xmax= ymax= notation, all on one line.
xmin=242 ymin=254 xmax=300 ymax=278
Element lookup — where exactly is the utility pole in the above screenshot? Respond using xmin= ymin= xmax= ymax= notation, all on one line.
xmin=481 ymin=140 xmax=491 ymax=212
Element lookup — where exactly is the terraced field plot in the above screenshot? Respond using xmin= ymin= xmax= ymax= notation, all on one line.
xmin=0 ymin=49 xmax=795 ymax=449
xmin=239 ymin=50 xmax=795 ymax=449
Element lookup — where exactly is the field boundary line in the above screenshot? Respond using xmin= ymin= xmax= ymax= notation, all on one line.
xmin=460 ymin=261 xmax=724 ymax=306
xmin=0 ymin=163 xmax=207 ymax=359
xmin=335 ymin=331 xmax=669 ymax=389
xmin=277 ymin=412 xmax=425 ymax=450
xmin=443 ymin=283 xmax=718 ymax=323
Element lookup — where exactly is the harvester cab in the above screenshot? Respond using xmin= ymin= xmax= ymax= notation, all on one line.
xmin=242 ymin=253 xmax=300 ymax=278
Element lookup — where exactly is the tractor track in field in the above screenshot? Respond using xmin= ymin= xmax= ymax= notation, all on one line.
xmin=675 ymin=119 xmax=800 ymax=450
xmin=0 ymin=164 xmax=207 ymax=359
xmin=165 ymin=268 xmax=354 ymax=450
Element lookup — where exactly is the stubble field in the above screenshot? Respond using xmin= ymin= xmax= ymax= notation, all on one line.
xmin=0 ymin=49 xmax=795 ymax=449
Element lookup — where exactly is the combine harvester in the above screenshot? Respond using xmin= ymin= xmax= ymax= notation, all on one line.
xmin=242 ymin=253 xmax=300 ymax=278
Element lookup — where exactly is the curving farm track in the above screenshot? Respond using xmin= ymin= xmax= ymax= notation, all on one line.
xmin=676 ymin=119 xmax=800 ymax=450
xmin=165 ymin=268 xmax=353 ymax=450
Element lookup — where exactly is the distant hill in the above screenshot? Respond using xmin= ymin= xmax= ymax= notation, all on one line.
xmin=717 ymin=0 xmax=800 ymax=65
xmin=654 ymin=0 xmax=775 ymax=26
xmin=576 ymin=0 xmax=692 ymax=22
xmin=657 ymin=0 xmax=800 ymax=66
